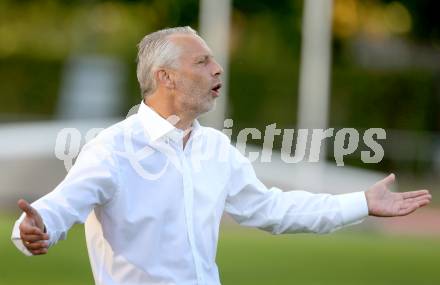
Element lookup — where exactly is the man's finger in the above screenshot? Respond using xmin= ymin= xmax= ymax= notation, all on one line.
xmin=31 ymin=248 xmax=48 ymax=255
xmin=405 ymin=195 xmax=431 ymax=203
xmin=399 ymin=200 xmax=421 ymax=215
xmin=417 ymin=199 xmax=431 ymax=207
xmin=382 ymin=173 xmax=395 ymax=187
xmin=17 ymin=199 xmax=36 ymax=217
xmin=402 ymin=190 xmax=430 ymax=199
xmin=398 ymin=198 xmax=431 ymax=216
xmin=21 ymin=233 xmax=49 ymax=242
xmin=398 ymin=203 xmax=418 ymax=216
xmin=25 ymin=241 xmax=48 ymax=250
xmin=19 ymin=223 xmax=43 ymax=235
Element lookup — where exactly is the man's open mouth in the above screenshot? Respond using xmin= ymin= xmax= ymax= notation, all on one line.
xmin=211 ymin=83 xmax=222 ymax=96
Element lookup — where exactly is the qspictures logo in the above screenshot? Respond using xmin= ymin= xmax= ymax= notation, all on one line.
xmin=54 ymin=104 xmax=386 ymax=179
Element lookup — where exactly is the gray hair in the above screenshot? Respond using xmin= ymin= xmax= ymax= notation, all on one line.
xmin=136 ymin=26 xmax=198 ymax=97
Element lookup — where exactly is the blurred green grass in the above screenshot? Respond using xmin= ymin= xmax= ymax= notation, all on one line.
xmin=1 ymin=216 xmax=439 ymax=285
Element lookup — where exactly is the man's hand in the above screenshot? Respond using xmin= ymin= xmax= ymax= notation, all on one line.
xmin=365 ymin=174 xmax=432 ymax=217
xmin=17 ymin=199 xmax=49 ymax=255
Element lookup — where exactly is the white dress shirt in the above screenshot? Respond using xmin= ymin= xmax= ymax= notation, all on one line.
xmin=12 ymin=101 xmax=369 ymax=285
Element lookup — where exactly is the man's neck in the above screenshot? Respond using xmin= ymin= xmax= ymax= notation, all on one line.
xmin=143 ymin=96 xmax=194 ymax=131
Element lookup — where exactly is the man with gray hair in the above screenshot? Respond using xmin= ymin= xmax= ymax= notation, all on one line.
xmin=12 ymin=26 xmax=432 ymax=285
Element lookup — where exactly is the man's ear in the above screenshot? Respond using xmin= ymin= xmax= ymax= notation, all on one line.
xmin=156 ymin=69 xmax=175 ymax=90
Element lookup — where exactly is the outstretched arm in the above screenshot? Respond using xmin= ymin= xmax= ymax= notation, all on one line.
xmin=366 ymin=174 xmax=431 ymax=217
xmin=224 ymin=147 xmax=369 ymax=234
xmin=225 ymin=146 xmax=432 ymax=235
xmin=11 ymin=139 xmax=119 ymax=256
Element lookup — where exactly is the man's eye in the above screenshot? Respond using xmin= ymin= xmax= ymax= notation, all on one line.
xmin=197 ymin=60 xmax=206 ymax=64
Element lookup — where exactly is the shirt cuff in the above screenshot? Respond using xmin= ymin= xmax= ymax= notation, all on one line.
xmin=11 ymin=215 xmax=33 ymax=256
xmin=336 ymin=191 xmax=369 ymax=225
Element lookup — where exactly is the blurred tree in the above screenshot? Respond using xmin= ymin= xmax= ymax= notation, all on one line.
xmin=0 ymin=0 xmax=438 ymax=174
xmin=383 ymin=0 xmax=440 ymax=41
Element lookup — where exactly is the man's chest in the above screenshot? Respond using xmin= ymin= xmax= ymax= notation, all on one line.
xmin=107 ymin=153 xmax=230 ymax=223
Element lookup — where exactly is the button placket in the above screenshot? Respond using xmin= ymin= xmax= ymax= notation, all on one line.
xmin=179 ymin=146 xmax=204 ymax=284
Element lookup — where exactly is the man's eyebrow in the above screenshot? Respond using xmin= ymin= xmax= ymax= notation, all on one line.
xmin=194 ymin=54 xmax=213 ymax=61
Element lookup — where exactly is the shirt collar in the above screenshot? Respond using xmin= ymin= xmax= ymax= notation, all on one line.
xmin=137 ymin=101 xmax=201 ymax=142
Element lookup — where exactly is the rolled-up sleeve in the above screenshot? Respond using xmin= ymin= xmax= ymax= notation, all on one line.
xmin=11 ymin=138 xmax=119 ymax=255
xmin=224 ymin=147 xmax=369 ymax=235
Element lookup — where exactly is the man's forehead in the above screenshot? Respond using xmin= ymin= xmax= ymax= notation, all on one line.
xmin=168 ymin=33 xmax=212 ymax=57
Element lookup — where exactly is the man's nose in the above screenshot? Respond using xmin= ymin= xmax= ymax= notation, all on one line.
xmin=212 ymin=60 xmax=223 ymax=77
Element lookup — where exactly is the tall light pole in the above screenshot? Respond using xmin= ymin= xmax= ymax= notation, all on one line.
xmin=297 ymin=0 xmax=334 ymax=154
xmin=199 ymin=0 xmax=232 ymax=129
